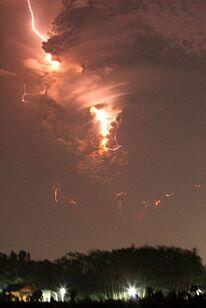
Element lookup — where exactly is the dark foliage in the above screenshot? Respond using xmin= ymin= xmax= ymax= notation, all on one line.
xmin=0 ymin=246 xmax=205 ymax=299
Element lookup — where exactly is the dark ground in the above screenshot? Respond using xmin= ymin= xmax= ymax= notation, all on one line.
xmin=1 ymin=296 xmax=206 ymax=308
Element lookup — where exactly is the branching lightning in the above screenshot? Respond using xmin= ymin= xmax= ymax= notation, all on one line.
xmin=27 ymin=0 xmax=48 ymax=42
xmin=21 ymin=83 xmax=28 ymax=103
xmin=26 ymin=0 xmax=60 ymax=73
xmin=21 ymin=83 xmax=48 ymax=102
xmin=27 ymin=0 xmax=122 ymax=158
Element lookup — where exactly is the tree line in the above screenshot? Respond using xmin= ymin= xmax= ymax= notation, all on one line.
xmin=0 ymin=246 xmax=205 ymax=300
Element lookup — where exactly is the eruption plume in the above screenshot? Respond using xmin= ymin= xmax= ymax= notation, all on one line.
xmin=26 ymin=0 xmax=123 ymax=169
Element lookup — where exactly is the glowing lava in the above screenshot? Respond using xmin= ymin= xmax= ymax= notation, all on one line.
xmin=45 ymin=53 xmax=61 ymax=72
xmin=27 ymin=0 xmax=60 ymax=72
xmin=90 ymin=106 xmax=112 ymax=153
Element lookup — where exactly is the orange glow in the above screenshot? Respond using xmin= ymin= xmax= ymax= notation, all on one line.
xmin=54 ymin=188 xmax=58 ymax=203
xmin=70 ymin=200 xmax=78 ymax=206
xmin=193 ymin=184 xmax=201 ymax=190
xmin=90 ymin=106 xmax=112 ymax=152
xmin=45 ymin=53 xmax=61 ymax=72
xmin=90 ymin=107 xmax=110 ymax=137
xmin=154 ymin=200 xmax=161 ymax=207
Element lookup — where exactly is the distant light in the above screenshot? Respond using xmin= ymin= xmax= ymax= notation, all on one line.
xmin=127 ymin=286 xmax=136 ymax=298
xmin=59 ymin=287 xmax=66 ymax=301
xmin=196 ymin=289 xmax=202 ymax=296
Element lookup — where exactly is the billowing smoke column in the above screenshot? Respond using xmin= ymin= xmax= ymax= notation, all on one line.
xmin=40 ymin=1 xmax=130 ymax=180
xmin=26 ymin=0 xmax=128 ymax=181
xmin=26 ymin=0 xmax=206 ymax=182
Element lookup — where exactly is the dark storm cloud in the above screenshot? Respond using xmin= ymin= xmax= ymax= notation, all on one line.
xmin=44 ymin=0 xmax=206 ymax=63
xmin=42 ymin=0 xmax=206 ymax=132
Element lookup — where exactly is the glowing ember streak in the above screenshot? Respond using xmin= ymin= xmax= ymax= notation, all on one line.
xmin=164 ymin=192 xmax=174 ymax=198
xmin=115 ymin=191 xmax=127 ymax=207
xmin=154 ymin=199 xmax=161 ymax=207
xmin=70 ymin=200 xmax=78 ymax=206
xmin=40 ymin=85 xmax=48 ymax=95
xmin=107 ymin=145 xmax=122 ymax=151
xmin=54 ymin=188 xmax=58 ymax=203
xmin=27 ymin=0 xmax=48 ymax=42
xmin=115 ymin=191 xmax=127 ymax=198
xmin=90 ymin=106 xmax=112 ymax=152
xmin=193 ymin=184 xmax=201 ymax=190
xmin=142 ymin=200 xmax=149 ymax=208
xmin=21 ymin=84 xmax=27 ymax=102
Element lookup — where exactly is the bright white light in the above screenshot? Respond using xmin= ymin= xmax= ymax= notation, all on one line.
xmin=196 ymin=289 xmax=202 ymax=296
xmin=59 ymin=287 xmax=66 ymax=302
xmin=45 ymin=53 xmax=61 ymax=72
xmin=27 ymin=0 xmax=48 ymax=42
xmin=127 ymin=286 xmax=136 ymax=298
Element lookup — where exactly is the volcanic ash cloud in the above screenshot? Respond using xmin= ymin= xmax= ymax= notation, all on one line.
xmin=41 ymin=0 xmax=206 ymax=181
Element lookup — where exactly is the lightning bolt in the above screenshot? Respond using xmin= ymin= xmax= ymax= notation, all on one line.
xmin=21 ymin=83 xmax=48 ymax=102
xmin=21 ymin=83 xmax=27 ymax=103
xmin=26 ymin=0 xmax=61 ymax=76
xmin=107 ymin=145 xmax=122 ymax=151
xmin=27 ymin=0 xmax=48 ymax=42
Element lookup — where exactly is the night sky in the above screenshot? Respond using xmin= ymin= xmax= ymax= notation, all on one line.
xmin=1 ymin=0 xmax=206 ymax=261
